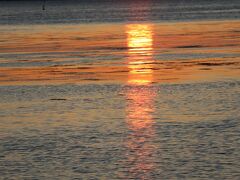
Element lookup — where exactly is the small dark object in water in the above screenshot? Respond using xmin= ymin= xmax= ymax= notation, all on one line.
xmin=42 ymin=0 xmax=46 ymax=11
xmin=50 ymin=98 xmax=67 ymax=101
xmin=175 ymin=45 xmax=203 ymax=48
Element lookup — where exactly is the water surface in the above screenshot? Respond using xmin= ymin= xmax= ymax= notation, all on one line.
xmin=0 ymin=0 xmax=240 ymax=179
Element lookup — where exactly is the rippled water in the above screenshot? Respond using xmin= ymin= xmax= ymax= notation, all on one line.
xmin=0 ymin=21 xmax=239 ymax=85
xmin=0 ymin=0 xmax=239 ymax=25
xmin=0 ymin=82 xmax=240 ymax=179
xmin=0 ymin=0 xmax=240 ymax=179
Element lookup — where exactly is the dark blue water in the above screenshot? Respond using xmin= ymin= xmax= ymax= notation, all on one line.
xmin=0 ymin=0 xmax=240 ymax=25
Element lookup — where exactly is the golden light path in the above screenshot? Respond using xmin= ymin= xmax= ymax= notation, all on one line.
xmin=126 ymin=24 xmax=154 ymax=85
xmin=124 ymin=24 xmax=157 ymax=179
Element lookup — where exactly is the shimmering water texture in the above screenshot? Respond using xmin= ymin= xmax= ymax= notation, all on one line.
xmin=0 ymin=21 xmax=239 ymax=85
xmin=0 ymin=1 xmax=240 ymax=179
xmin=0 ymin=20 xmax=240 ymax=179
xmin=0 ymin=83 xmax=240 ymax=179
xmin=0 ymin=0 xmax=239 ymax=25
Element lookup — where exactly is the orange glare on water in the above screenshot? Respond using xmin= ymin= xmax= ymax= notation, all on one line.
xmin=126 ymin=24 xmax=154 ymax=85
xmin=124 ymin=24 xmax=157 ymax=179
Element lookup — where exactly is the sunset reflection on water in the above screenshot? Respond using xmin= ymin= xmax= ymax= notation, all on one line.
xmin=126 ymin=24 xmax=154 ymax=85
xmin=124 ymin=24 xmax=157 ymax=179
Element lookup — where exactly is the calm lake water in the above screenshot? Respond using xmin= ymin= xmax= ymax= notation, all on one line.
xmin=0 ymin=0 xmax=240 ymax=179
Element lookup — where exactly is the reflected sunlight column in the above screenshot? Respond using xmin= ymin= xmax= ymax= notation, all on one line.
xmin=126 ymin=24 xmax=154 ymax=85
xmin=123 ymin=24 xmax=157 ymax=179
